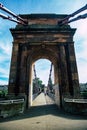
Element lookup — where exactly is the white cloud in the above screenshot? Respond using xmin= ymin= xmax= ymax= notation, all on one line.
xmin=0 ymin=79 xmax=8 ymax=85
xmin=0 ymin=67 xmax=9 ymax=78
xmin=76 ymin=40 xmax=87 ymax=83
xmin=73 ymin=19 xmax=87 ymax=40
xmin=0 ymin=42 xmax=12 ymax=56
xmin=38 ymin=69 xmax=50 ymax=86
xmin=0 ymin=40 xmax=12 ymax=85
xmin=35 ymin=59 xmax=53 ymax=85
xmin=77 ymin=60 xmax=87 ymax=83
xmin=0 ymin=40 xmax=12 ymax=60
xmin=70 ymin=17 xmax=87 ymax=83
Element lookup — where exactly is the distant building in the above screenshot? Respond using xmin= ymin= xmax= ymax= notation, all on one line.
xmin=0 ymin=85 xmax=8 ymax=91
xmin=80 ymin=83 xmax=87 ymax=92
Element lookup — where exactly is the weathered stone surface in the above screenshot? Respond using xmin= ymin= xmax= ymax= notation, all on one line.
xmin=0 ymin=99 xmax=24 ymax=118
xmin=8 ymin=14 xmax=80 ymax=110
xmin=63 ymin=98 xmax=87 ymax=115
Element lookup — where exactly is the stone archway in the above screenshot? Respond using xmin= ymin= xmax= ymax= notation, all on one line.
xmin=8 ymin=14 xmax=80 ymax=109
xmin=26 ymin=46 xmax=60 ymax=107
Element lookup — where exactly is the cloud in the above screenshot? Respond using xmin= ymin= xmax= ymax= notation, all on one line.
xmin=35 ymin=59 xmax=54 ymax=85
xmin=76 ymin=40 xmax=87 ymax=83
xmin=0 ymin=41 xmax=12 ymax=56
xmin=0 ymin=79 xmax=8 ymax=85
xmin=77 ymin=60 xmax=87 ymax=83
xmin=0 ymin=40 xmax=12 ymax=85
xmin=70 ymin=16 xmax=87 ymax=83
xmin=0 ymin=41 xmax=12 ymax=65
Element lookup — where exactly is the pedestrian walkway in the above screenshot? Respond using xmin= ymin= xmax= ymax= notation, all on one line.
xmin=32 ymin=92 xmax=55 ymax=106
xmin=0 ymin=93 xmax=87 ymax=130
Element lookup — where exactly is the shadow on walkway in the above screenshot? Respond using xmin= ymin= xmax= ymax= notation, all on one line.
xmin=0 ymin=104 xmax=87 ymax=123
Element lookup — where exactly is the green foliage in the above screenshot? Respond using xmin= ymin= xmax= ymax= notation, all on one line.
xmin=0 ymin=89 xmax=8 ymax=97
xmin=33 ymin=77 xmax=44 ymax=94
xmin=80 ymin=91 xmax=87 ymax=97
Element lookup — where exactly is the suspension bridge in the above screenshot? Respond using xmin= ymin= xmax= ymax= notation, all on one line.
xmin=0 ymin=3 xmax=87 ymax=125
xmin=33 ymin=63 xmax=54 ymax=96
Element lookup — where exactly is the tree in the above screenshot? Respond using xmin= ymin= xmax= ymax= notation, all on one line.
xmin=33 ymin=78 xmax=43 ymax=94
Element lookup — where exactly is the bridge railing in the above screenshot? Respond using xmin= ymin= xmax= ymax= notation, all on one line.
xmin=32 ymin=93 xmax=39 ymax=100
xmin=63 ymin=98 xmax=87 ymax=115
xmin=64 ymin=98 xmax=87 ymax=103
xmin=47 ymin=92 xmax=55 ymax=101
xmin=0 ymin=98 xmax=24 ymax=104
xmin=0 ymin=98 xmax=25 ymax=118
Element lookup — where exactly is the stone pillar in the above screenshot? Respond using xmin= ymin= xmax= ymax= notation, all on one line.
xmin=56 ymin=45 xmax=70 ymax=107
xmin=29 ymin=64 xmax=33 ymax=107
xmin=54 ymin=63 xmax=60 ymax=107
xmin=25 ymin=56 xmax=33 ymax=108
xmin=26 ymin=63 xmax=33 ymax=108
xmin=19 ymin=46 xmax=27 ymax=94
xmin=8 ymin=43 xmax=19 ymax=95
xmin=58 ymin=45 xmax=70 ymax=96
xmin=65 ymin=43 xmax=80 ymax=97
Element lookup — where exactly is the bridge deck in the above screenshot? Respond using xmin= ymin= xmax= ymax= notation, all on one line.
xmin=32 ymin=92 xmax=55 ymax=106
xmin=0 ymin=93 xmax=87 ymax=130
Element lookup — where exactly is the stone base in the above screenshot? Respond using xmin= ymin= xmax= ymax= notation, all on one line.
xmin=63 ymin=98 xmax=87 ymax=115
xmin=0 ymin=98 xmax=25 ymax=118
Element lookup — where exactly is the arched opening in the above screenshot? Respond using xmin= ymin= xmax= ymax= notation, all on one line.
xmin=27 ymin=58 xmax=58 ymax=107
xmin=26 ymin=46 xmax=61 ymax=108
xmin=32 ymin=59 xmax=55 ymax=106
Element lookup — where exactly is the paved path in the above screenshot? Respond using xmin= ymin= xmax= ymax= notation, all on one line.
xmin=0 ymin=93 xmax=87 ymax=130
xmin=32 ymin=92 xmax=55 ymax=106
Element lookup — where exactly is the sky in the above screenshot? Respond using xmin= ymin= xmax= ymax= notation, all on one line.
xmin=0 ymin=0 xmax=87 ymax=85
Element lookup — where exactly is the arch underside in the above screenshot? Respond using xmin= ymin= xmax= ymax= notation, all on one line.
xmin=26 ymin=45 xmax=60 ymax=107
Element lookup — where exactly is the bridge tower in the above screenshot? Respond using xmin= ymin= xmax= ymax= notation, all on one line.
xmin=8 ymin=14 xmax=80 ymax=108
